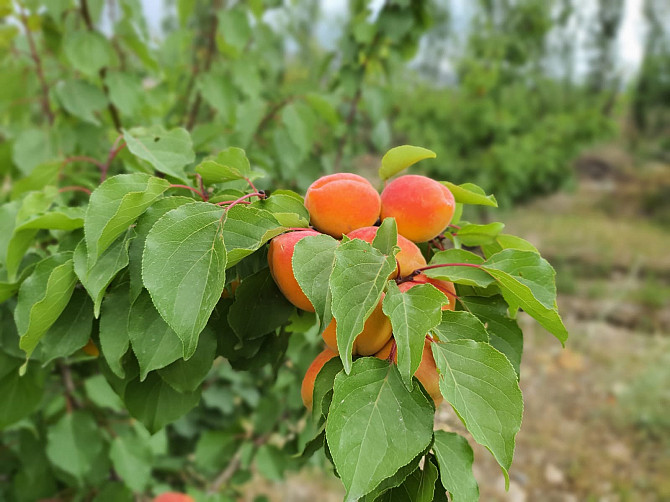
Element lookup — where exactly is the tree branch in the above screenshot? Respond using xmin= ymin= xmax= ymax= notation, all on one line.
xmin=19 ymin=7 xmax=54 ymax=125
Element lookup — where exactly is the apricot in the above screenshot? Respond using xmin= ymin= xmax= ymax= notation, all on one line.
xmin=268 ymin=230 xmax=321 ymax=312
xmin=375 ymin=337 xmax=443 ymax=406
xmin=380 ymin=175 xmax=455 ymax=242
xmin=221 ymin=277 xmax=241 ymax=298
xmin=153 ymin=493 xmax=194 ymax=502
xmin=322 ymin=294 xmax=392 ymax=356
xmin=304 ymin=173 xmax=381 ymax=238
xmin=397 ymin=273 xmax=456 ymax=311
xmin=82 ymin=339 xmax=99 ymax=357
xmin=347 ymin=226 xmax=426 ymax=278
xmin=301 ymin=347 xmax=338 ymax=409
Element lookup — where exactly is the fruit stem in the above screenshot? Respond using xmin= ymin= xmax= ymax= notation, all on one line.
xmin=216 ymin=191 xmax=267 ymax=209
xmin=196 ymin=173 xmax=208 ymax=201
xmin=58 ymin=185 xmax=92 ymax=195
xmin=170 ymin=184 xmax=207 ymax=201
xmin=244 ymin=176 xmax=258 ymax=193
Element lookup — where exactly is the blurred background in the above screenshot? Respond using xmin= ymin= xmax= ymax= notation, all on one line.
xmin=2 ymin=0 xmax=670 ymax=500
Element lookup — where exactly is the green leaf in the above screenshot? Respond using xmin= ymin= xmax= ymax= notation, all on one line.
xmin=0 ymin=353 xmax=45 ymax=428
xmin=99 ymin=282 xmax=131 ymax=378
xmin=84 ymin=374 xmax=124 ymax=411
xmin=11 ymin=128 xmax=55 ymax=175
xmin=431 ymin=340 xmax=522 ymax=485
xmin=40 ymin=289 xmax=94 ymax=365
xmin=74 ymin=231 xmax=133 ymax=317
xmin=379 ymin=145 xmax=436 ymax=180
xmin=326 ymin=358 xmax=434 ymax=502
xmin=128 ymin=196 xmax=193 ymax=302
xmin=221 ymin=205 xmax=283 ymax=267
xmin=282 ymin=102 xmax=314 ymax=157
xmin=158 ymin=326 xmax=217 ymax=393
xmin=304 ymin=93 xmax=339 ymax=126
xmin=194 ymin=430 xmax=241 ymax=474
xmin=216 ymin=6 xmax=251 ymax=57
xmin=122 ymin=126 xmax=195 ymax=182
xmin=330 ymin=239 xmax=396 ymax=373
xmin=85 ymin=173 xmax=169 ymax=264
xmin=55 ymin=79 xmax=107 ymax=125
xmin=459 ymin=295 xmax=523 ymax=377
xmin=441 ymin=182 xmax=498 ymax=207
xmin=142 ymin=202 xmax=227 ymax=358
xmin=255 ymin=193 xmax=310 ymax=228
xmin=481 ymin=234 xmax=539 ymax=259
xmin=128 ymin=290 xmax=183 ymax=380
xmin=227 ymin=268 xmax=294 ymax=340
xmin=16 ymin=207 xmax=85 ymax=231
xmin=106 ymin=71 xmax=143 ymax=116
xmin=109 ymin=430 xmax=153 ymax=492
xmin=424 ymin=249 xmax=493 ymax=288
xmin=432 ymin=431 xmax=479 ymax=502
xmin=10 ymin=161 xmax=60 ymax=200
xmin=311 ymin=356 xmax=344 ymax=422
xmin=431 ymin=310 xmax=489 ymax=343
xmin=371 ymin=217 xmax=399 ymax=256
xmin=124 ymin=372 xmax=201 ymax=434
xmin=15 ymin=253 xmax=77 ymax=359
xmin=197 ymin=72 xmax=235 ymax=122
xmin=293 ymin=233 xmax=340 ymax=327
xmin=195 ymin=146 xmax=252 ymax=184
xmin=372 ymin=461 xmax=439 ymax=502
xmin=361 ymin=452 xmax=426 ymax=502
xmin=46 ymin=411 xmax=105 ymax=483
xmin=455 ymin=222 xmax=505 ymax=246
xmin=63 ymin=30 xmax=112 ymax=76
xmin=382 ymin=281 xmax=444 ymax=389
xmin=481 ymin=249 xmax=568 ymax=344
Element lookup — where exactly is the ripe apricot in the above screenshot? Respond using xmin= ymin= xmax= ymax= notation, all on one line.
xmin=321 ymin=294 xmax=392 ymax=356
xmin=268 ymin=230 xmax=321 ymax=312
xmin=304 ymin=173 xmax=381 ymax=238
xmin=301 ymin=347 xmax=338 ymax=409
xmin=380 ymin=175 xmax=455 ymax=242
xmin=82 ymin=339 xmax=99 ymax=357
xmin=347 ymin=226 xmax=426 ymax=278
xmin=153 ymin=493 xmax=194 ymax=502
xmin=375 ymin=337 xmax=443 ymax=406
xmin=397 ymin=273 xmax=456 ymax=311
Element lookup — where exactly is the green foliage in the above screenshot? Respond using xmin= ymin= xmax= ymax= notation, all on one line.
xmin=0 ymin=1 xmax=575 ymax=500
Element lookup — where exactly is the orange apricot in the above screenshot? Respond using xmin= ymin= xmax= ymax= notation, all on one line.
xmin=153 ymin=493 xmax=195 ymax=502
xmin=304 ymin=173 xmax=381 ymax=238
xmin=221 ymin=277 xmax=241 ymax=298
xmin=397 ymin=273 xmax=456 ymax=311
xmin=374 ymin=337 xmax=443 ymax=406
xmin=380 ymin=175 xmax=455 ymax=242
xmin=322 ymin=294 xmax=392 ymax=356
xmin=82 ymin=339 xmax=99 ymax=357
xmin=301 ymin=347 xmax=338 ymax=409
xmin=347 ymin=226 xmax=426 ymax=278
xmin=268 ymin=230 xmax=321 ymax=312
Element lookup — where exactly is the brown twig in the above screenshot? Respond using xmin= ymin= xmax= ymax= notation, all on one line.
xmin=58 ymin=362 xmax=82 ymax=411
xmin=80 ymin=0 xmax=123 ymax=131
xmin=209 ymin=433 xmax=271 ymax=494
xmin=185 ymin=0 xmax=221 ymax=130
xmin=252 ymin=97 xmax=293 ymax=142
xmin=100 ymin=137 xmax=126 ymax=181
xmin=19 ymin=7 xmax=54 ymax=124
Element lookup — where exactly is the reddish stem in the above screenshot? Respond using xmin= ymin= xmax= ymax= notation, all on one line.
xmin=100 ymin=138 xmax=126 ymax=181
xmin=170 ymin=184 xmax=207 ymax=200
xmin=286 ymin=227 xmax=314 ymax=232
xmin=215 ymin=192 xmax=266 ymax=209
xmin=59 ymin=186 xmax=92 ymax=195
xmin=388 ymin=339 xmax=397 ymax=363
xmin=196 ymin=174 xmax=208 ymax=201
xmin=448 ymin=224 xmax=461 ymax=230
xmin=62 ymin=156 xmax=105 ymax=170
xmin=416 ymin=263 xmax=482 ymax=272
xmin=19 ymin=8 xmax=54 ymax=125
xmin=244 ymin=176 xmax=258 ymax=193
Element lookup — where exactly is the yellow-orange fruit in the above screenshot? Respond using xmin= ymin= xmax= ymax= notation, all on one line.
xmin=397 ymin=273 xmax=456 ymax=311
xmin=268 ymin=230 xmax=321 ymax=312
xmin=304 ymin=173 xmax=381 ymax=238
xmin=322 ymin=295 xmax=392 ymax=356
xmin=347 ymin=226 xmax=427 ymax=278
xmin=375 ymin=337 xmax=443 ymax=406
xmin=301 ymin=348 xmax=338 ymax=409
xmin=380 ymin=175 xmax=455 ymax=242
xmin=82 ymin=339 xmax=99 ymax=357
xmin=153 ymin=493 xmax=195 ymax=502
xmin=221 ymin=277 xmax=241 ymax=298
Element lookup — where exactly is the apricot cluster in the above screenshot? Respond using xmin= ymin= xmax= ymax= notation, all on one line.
xmin=267 ymin=172 xmax=457 ymax=409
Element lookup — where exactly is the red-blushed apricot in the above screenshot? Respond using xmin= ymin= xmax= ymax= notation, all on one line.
xmin=380 ymin=175 xmax=455 ymax=242
xmin=374 ymin=337 xmax=443 ymax=406
xmin=347 ymin=226 xmax=427 ymax=278
xmin=321 ymin=294 xmax=392 ymax=356
xmin=82 ymin=339 xmax=99 ymax=357
xmin=304 ymin=173 xmax=381 ymax=238
xmin=301 ymin=347 xmax=338 ymax=409
xmin=153 ymin=493 xmax=195 ymax=502
xmin=397 ymin=273 xmax=456 ymax=311
xmin=268 ymin=230 xmax=321 ymax=312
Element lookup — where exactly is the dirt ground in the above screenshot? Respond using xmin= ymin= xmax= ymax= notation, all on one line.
xmin=244 ymin=164 xmax=670 ymax=501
